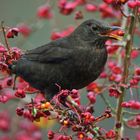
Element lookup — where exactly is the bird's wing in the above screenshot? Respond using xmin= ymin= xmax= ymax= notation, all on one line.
xmin=23 ymin=41 xmax=73 ymax=63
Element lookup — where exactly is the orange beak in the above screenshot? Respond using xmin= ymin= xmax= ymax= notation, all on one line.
xmin=101 ymin=26 xmax=124 ymax=41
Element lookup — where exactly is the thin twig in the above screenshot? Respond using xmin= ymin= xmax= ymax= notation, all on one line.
xmin=100 ymin=94 xmax=116 ymax=114
xmin=1 ymin=21 xmax=10 ymax=51
xmin=119 ymin=5 xmax=130 ymax=18
xmin=123 ymin=110 xmax=140 ymax=116
xmin=132 ymin=47 xmax=140 ymax=50
xmin=66 ymin=95 xmax=82 ymax=113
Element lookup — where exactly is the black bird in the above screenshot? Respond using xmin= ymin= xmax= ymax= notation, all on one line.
xmin=10 ymin=19 xmax=121 ymax=100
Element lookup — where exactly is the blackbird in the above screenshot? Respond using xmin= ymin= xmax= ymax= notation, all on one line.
xmin=10 ymin=19 xmax=121 ymax=100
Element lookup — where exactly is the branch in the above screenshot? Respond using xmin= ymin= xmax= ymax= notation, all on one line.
xmin=115 ymin=7 xmax=138 ymax=140
xmin=132 ymin=47 xmax=140 ymax=51
xmin=1 ymin=21 xmax=10 ymax=51
xmin=100 ymin=94 xmax=116 ymax=114
xmin=123 ymin=110 xmax=140 ymax=116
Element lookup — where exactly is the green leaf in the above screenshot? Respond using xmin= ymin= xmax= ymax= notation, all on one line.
xmin=32 ymin=107 xmax=37 ymax=117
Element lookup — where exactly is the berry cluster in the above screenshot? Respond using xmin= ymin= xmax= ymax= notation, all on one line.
xmin=0 ymin=0 xmax=140 ymax=140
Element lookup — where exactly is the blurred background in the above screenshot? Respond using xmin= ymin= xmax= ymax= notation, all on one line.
xmin=0 ymin=0 xmax=139 ymax=139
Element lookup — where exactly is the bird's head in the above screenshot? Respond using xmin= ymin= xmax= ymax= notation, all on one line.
xmin=73 ymin=19 xmax=123 ymax=44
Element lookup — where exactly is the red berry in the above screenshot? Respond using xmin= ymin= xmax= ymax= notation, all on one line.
xmin=136 ymin=132 xmax=140 ymax=140
xmin=18 ymin=23 xmax=31 ymax=37
xmin=130 ymin=78 xmax=139 ymax=86
xmin=48 ymin=130 xmax=54 ymax=139
xmin=76 ymin=0 xmax=86 ymax=5
xmin=99 ymin=3 xmax=114 ymax=18
xmin=135 ymin=67 xmax=140 ymax=75
xmin=23 ymin=110 xmax=32 ymax=120
xmin=118 ymin=0 xmax=128 ymax=4
xmin=137 ymin=1 xmax=140 ymax=6
xmin=87 ymin=91 xmax=96 ymax=103
xmin=0 ymin=119 xmax=10 ymax=131
xmin=0 ymin=44 xmax=6 ymax=53
xmin=6 ymin=77 xmax=13 ymax=86
xmin=100 ymin=71 xmax=108 ymax=78
xmin=90 ymin=115 xmax=95 ymax=122
xmin=107 ymin=45 xmax=119 ymax=54
xmin=108 ymin=61 xmax=116 ymax=69
xmin=71 ymin=89 xmax=80 ymax=99
xmin=6 ymin=31 xmax=14 ymax=38
xmin=130 ymin=101 xmax=140 ymax=110
xmin=103 ymin=0 xmax=114 ymax=4
xmin=106 ymin=130 xmax=116 ymax=138
xmin=50 ymin=26 xmax=74 ymax=40
xmin=59 ymin=2 xmax=77 ymax=15
xmin=87 ymin=82 xmax=98 ymax=91
xmin=85 ymin=4 xmax=97 ymax=12
xmin=121 ymin=102 xmax=131 ymax=108
xmin=85 ymin=138 xmax=93 ymax=140
xmin=0 ymin=95 xmax=8 ymax=103
xmin=6 ymin=28 xmax=19 ymax=38
xmin=122 ymin=100 xmax=140 ymax=110
xmin=128 ymin=1 xmax=137 ymax=9
xmin=77 ymin=132 xmax=85 ymax=139
xmin=108 ymin=74 xmax=116 ymax=81
xmin=117 ymin=30 xmax=125 ymax=36
xmin=74 ymin=11 xmax=83 ymax=19
xmin=51 ymin=32 xmax=62 ymax=40
xmin=15 ymin=89 xmax=25 ymax=98
xmin=131 ymin=50 xmax=139 ymax=59
xmin=16 ymin=107 xmax=24 ymax=116
xmin=136 ymin=115 xmax=140 ymax=125
xmin=37 ymin=5 xmax=53 ymax=19
xmin=112 ymin=66 xmax=122 ymax=74
xmin=109 ymin=87 xmax=121 ymax=98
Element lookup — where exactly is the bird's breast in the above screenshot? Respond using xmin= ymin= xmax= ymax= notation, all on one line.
xmin=68 ymin=47 xmax=107 ymax=89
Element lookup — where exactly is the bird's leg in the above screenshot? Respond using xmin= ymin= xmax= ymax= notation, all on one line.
xmin=43 ymin=89 xmax=57 ymax=102
xmin=13 ymin=75 xmax=17 ymax=90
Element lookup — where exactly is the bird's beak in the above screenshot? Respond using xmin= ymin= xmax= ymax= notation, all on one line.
xmin=100 ymin=26 xmax=124 ymax=41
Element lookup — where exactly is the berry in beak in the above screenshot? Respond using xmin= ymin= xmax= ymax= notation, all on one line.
xmin=101 ymin=26 xmax=124 ymax=41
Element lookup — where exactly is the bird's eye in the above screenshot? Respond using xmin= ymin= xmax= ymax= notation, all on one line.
xmin=91 ymin=26 xmax=98 ymax=31
xmin=86 ymin=23 xmax=98 ymax=32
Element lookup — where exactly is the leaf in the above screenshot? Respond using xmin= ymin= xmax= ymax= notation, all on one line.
xmin=32 ymin=107 xmax=37 ymax=117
